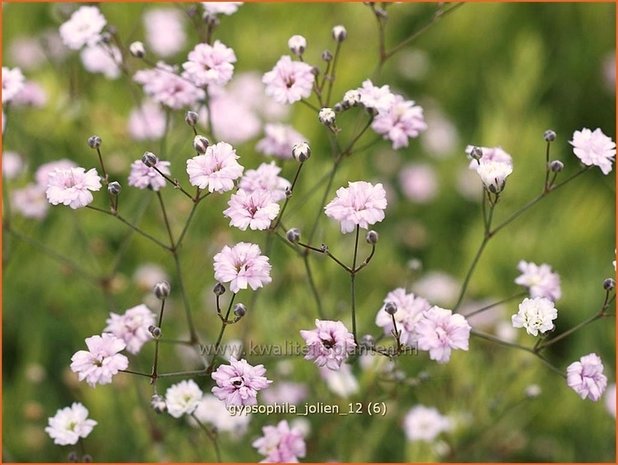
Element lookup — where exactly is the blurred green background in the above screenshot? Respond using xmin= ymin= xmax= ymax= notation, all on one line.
xmin=2 ymin=2 xmax=615 ymax=462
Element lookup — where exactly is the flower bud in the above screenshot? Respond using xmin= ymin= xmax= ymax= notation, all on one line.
xmin=288 ymin=35 xmax=307 ymax=56
xmin=154 ymin=281 xmax=170 ymax=299
xmin=332 ymin=25 xmax=347 ymax=42
xmin=292 ymin=142 xmax=311 ymax=162
xmin=318 ymin=107 xmax=336 ymax=126
xmin=151 ymin=394 xmax=167 ymax=413
xmin=285 ymin=186 xmax=292 ymax=198
xmin=366 ymin=230 xmax=379 ymax=245
xmin=321 ymin=50 xmax=333 ymax=62
xmin=233 ymin=303 xmax=247 ymax=318
xmin=67 ymin=452 xmax=79 ymax=462
xmin=408 ymin=258 xmax=423 ymax=272
xmin=87 ymin=135 xmax=101 ymax=149
xmin=333 ymin=103 xmax=343 ymax=113
xmin=148 ymin=325 xmax=162 ymax=338
xmin=193 ymin=135 xmax=210 ymax=154
xmin=82 ymin=455 xmax=93 ymax=463
xmin=544 ymin=129 xmax=556 ymax=142
xmin=213 ymin=282 xmax=226 ymax=296
xmin=549 ymin=160 xmax=564 ymax=172
xmin=525 ymin=384 xmax=541 ymax=398
xmin=384 ymin=301 xmax=397 ymax=315
xmin=142 ymin=151 xmax=158 ymax=167
xmin=360 ymin=334 xmax=375 ymax=348
xmin=286 ymin=228 xmax=301 ymax=243
xmin=603 ymin=278 xmax=615 ymax=291
xmin=185 ymin=110 xmax=199 ymax=127
xmin=108 ymin=181 xmax=121 ymax=196
xmin=203 ymin=13 xmax=220 ymax=28
xmin=129 ymin=41 xmax=145 ymax=58
xmin=100 ymin=31 xmax=113 ymax=44
xmin=342 ymin=89 xmax=361 ymax=108
xmin=375 ymin=7 xmax=388 ymax=19
xmin=469 ymin=146 xmax=483 ymax=160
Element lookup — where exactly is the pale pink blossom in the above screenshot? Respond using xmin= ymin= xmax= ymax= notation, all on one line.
xmin=320 ymin=363 xmax=359 ymax=397
xmin=372 ymin=95 xmax=427 ymax=149
xmin=416 ymin=306 xmax=471 ymax=364
xmin=45 ymin=403 xmax=97 ymax=446
xmin=224 ymin=189 xmax=280 ymax=231
xmin=515 ymin=260 xmax=561 ymax=301
xmin=59 ymin=6 xmax=107 ymax=50
xmin=213 ymin=242 xmax=272 ymax=293
xmin=256 ymin=123 xmax=306 ymax=159
xmin=466 ymin=145 xmax=512 ymax=170
xmin=165 ymin=379 xmax=203 ymax=418
xmin=324 ymin=181 xmax=387 ymax=233
xmin=300 ymin=319 xmax=356 ymax=370
xmin=183 ymin=40 xmax=236 ymax=87
xmin=133 ymin=263 xmax=168 ymax=291
xmin=134 ymin=62 xmax=204 ymax=110
xmin=12 ymin=184 xmax=48 ymax=219
xmin=104 ymin=304 xmax=156 ymax=354
xmin=229 ymin=72 xmax=289 ymax=121
xmin=128 ymin=158 xmax=170 ymax=191
xmin=412 ymin=272 xmax=459 ymax=308
xmin=3 ymin=151 xmax=25 ymax=179
xmin=202 ymin=2 xmax=243 ymax=16
xmin=12 ymin=81 xmax=47 ymax=107
xmin=186 ymin=142 xmax=244 ymax=193
xmin=261 ymin=382 xmax=308 ymax=405
xmin=2 ymin=67 xmax=25 ymax=103
xmin=9 ymin=37 xmax=46 ymax=71
xmin=35 ymin=159 xmax=77 ymax=188
xmin=375 ymin=288 xmax=431 ymax=347
xmin=403 ymin=405 xmax=452 ymax=442
xmin=252 ymin=420 xmax=306 ymax=463
xmin=199 ymin=94 xmax=261 ymax=144
xmin=511 ymin=297 xmax=558 ymax=336
xmin=192 ymin=394 xmax=251 ymax=434
xmin=263 ymin=56 xmax=315 ymax=104
xmin=399 ymin=164 xmax=438 ymax=203
xmin=70 ymin=333 xmax=129 ymax=387
xmin=80 ymin=44 xmax=121 ymax=79
xmin=605 ymin=384 xmax=616 ymax=417
xmin=211 ymin=357 xmax=272 ymax=407
xmin=144 ymin=9 xmax=186 ymax=57
xmin=238 ymin=162 xmax=291 ymax=202
xmin=570 ymin=128 xmax=616 ymax=175
xmin=357 ymin=79 xmax=395 ymax=112
xmin=46 ymin=167 xmax=102 ymax=209
xmin=128 ymin=101 xmax=167 ymax=140
xmin=475 ymin=160 xmax=513 ymax=193
xmin=566 ymin=353 xmax=608 ymax=401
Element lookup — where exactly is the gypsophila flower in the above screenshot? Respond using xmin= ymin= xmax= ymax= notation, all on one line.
xmin=2 ymin=67 xmax=25 ymax=103
xmin=128 ymin=158 xmax=170 ymax=191
xmin=144 ymin=8 xmax=186 ymax=57
xmin=182 ymin=40 xmax=236 ymax=87
xmin=59 ymin=6 xmax=107 ymax=50
xmin=566 ymin=353 xmax=608 ymax=401
xmin=46 ymin=167 xmax=102 ymax=209
xmin=263 ymin=56 xmax=315 ymax=104
xmin=375 ymin=288 xmax=432 ymax=347
xmin=252 ymin=420 xmax=306 ymax=463
xmin=165 ymin=379 xmax=203 ymax=418
xmin=80 ymin=44 xmax=121 ymax=79
xmin=605 ymin=384 xmax=616 ymax=417
xmin=399 ymin=164 xmax=438 ymax=203
xmin=261 ymin=382 xmax=308 ymax=405
xmin=238 ymin=162 xmax=291 ymax=202
xmin=2 ymin=151 xmax=24 ymax=179
xmin=45 ymin=403 xmax=97 ymax=446
xmin=213 ymin=242 xmax=272 ymax=293
xmin=357 ymin=79 xmax=395 ymax=113
xmin=475 ymin=160 xmax=513 ymax=193
xmin=12 ymin=81 xmax=47 ymax=107
xmin=12 ymin=184 xmax=48 ymax=219
xmin=342 ymin=89 xmax=361 ymax=107
xmin=570 ymin=128 xmax=616 ymax=175
xmin=371 ymin=95 xmax=427 ymax=149
xmin=515 ymin=260 xmax=562 ymax=301
xmin=104 ymin=304 xmax=156 ymax=355
xmin=202 ymin=2 xmax=243 ymax=16
xmin=211 ymin=357 xmax=272 ymax=407
xmin=35 ymin=159 xmax=78 ymax=188
xmin=134 ymin=62 xmax=204 ymax=109
xmin=320 ymin=363 xmax=359 ymax=397
xmin=511 ymin=297 xmax=557 ymax=336
xmin=70 ymin=333 xmax=129 ymax=387
xmin=186 ymin=142 xmax=244 ymax=193
xmin=224 ymin=189 xmax=280 ymax=231
xmin=128 ymin=100 xmax=167 ymax=140
xmin=324 ymin=181 xmax=387 ymax=233
xmin=256 ymin=123 xmax=306 ymax=159
xmin=192 ymin=394 xmax=251 ymax=434
xmin=300 ymin=319 xmax=356 ymax=370
xmin=466 ymin=145 xmax=513 ymax=170
xmin=403 ymin=405 xmax=452 ymax=442
xmin=416 ymin=306 xmax=471 ymax=364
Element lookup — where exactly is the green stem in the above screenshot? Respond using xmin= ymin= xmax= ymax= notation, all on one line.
xmin=350 ymin=225 xmax=360 ymax=344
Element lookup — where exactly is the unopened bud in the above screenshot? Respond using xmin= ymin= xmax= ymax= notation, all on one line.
xmin=213 ymin=282 xmax=226 ymax=296
xmin=129 ymin=41 xmax=145 ymax=58
xmin=151 ymin=394 xmax=167 ymax=413
xmin=408 ymin=258 xmax=423 ymax=272
xmin=469 ymin=146 xmax=483 ymax=161
xmin=366 ymin=230 xmax=379 ymax=244
xmin=292 ymin=142 xmax=311 ymax=162
xmin=233 ymin=303 xmax=247 ymax=318
xmin=375 ymin=8 xmax=388 ymax=18
xmin=384 ymin=301 xmax=397 ymax=315
xmin=549 ymin=160 xmax=564 ymax=172
xmin=318 ymin=107 xmax=336 ymax=126
xmin=87 ymin=135 xmax=101 ymax=149
xmin=321 ymin=50 xmax=333 ymax=62
xmin=142 ymin=151 xmax=158 ymax=167
xmin=148 ymin=325 xmax=162 ymax=338
xmin=108 ymin=181 xmax=121 ymax=196
xmin=286 ymin=228 xmax=301 ymax=243
xmin=193 ymin=135 xmax=210 ymax=154
xmin=82 ymin=455 xmax=93 ymax=463
xmin=342 ymin=89 xmax=361 ymax=108
xmin=285 ymin=186 xmax=292 ymax=198
xmin=332 ymin=25 xmax=347 ymax=42
xmin=154 ymin=281 xmax=170 ymax=299
xmin=185 ymin=110 xmax=199 ymax=127
xmin=203 ymin=13 xmax=220 ymax=28
xmin=67 ymin=452 xmax=79 ymax=462
xmin=333 ymin=102 xmax=343 ymax=112
xmin=360 ymin=334 xmax=375 ymax=348
xmin=288 ymin=35 xmax=307 ymax=56
xmin=603 ymin=278 xmax=615 ymax=291
xmin=544 ymin=129 xmax=556 ymax=142
xmin=100 ymin=31 xmax=112 ymax=44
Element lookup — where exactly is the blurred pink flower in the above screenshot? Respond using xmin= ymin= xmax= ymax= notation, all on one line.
xmin=200 ymin=94 xmax=262 ymax=144
xmin=567 ymin=353 xmax=608 ymax=401
xmin=416 ymin=306 xmax=471 ymax=364
xmin=324 ymin=181 xmax=387 ymax=233
xmin=263 ymin=56 xmax=314 ymax=104
xmin=46 ymin=167 xmax=102 ymax=209
xmin=45 ymin=403 xmax=97 ymax=446
xmin=375 ymin=288 xmax=431 ymax=347
xmin=186 ymin=142 xmax=244 ymax=193
xmin=9 ymin=37 xmax=46 ymax=71
xmin=372 ymin=95 xmax=427 ymax=149
xmin=128 ymin=101 xmax=167 ymax=140
xmin=256 ymin=123 xmax=306 ymax=159
xmin=252 ymin=420 xmax=306 ymax=463
xmin=570 ymin=128 xmax=615 ymax=175
xmin=261 ymin=382 xmax=308 ymax=405
xmin=59 ymin=6 xmax=106 ymax=50
xmin=300 ymin=319 xmax=356 ymax=370
xmin=213 ymin=242 xmax=272 ymax=293
xmin=466 ymin=145 xmax=512 ymax=170
xmin=605 ymin=383 xmax=616 ymax=417
xmin=12 ymin=184 xmax=48 ymax=219
xmin=128 ymin=158 xmax=170 ymax=191
xmin=239 ymin=162 xmax=291 ymax=202
xmin=515 ymin=260 xmax=561 ymax=301
xmin=12 ymin=81 xmax=47 ymax=107
xmin=134 ymin=62 xmax=204 ymax=109
xmin=143 ymin=9 xmax=186 ymax=57
xmin=403 ymin=405 xmax=451 ymax=442
xmin=399 ymin=164 xmax=438 ymax=203
xmin=35 ymin=159 xmax=77 ymax=188
xmin=104 ymin=304 xmax=156 ymax=355
xmin=2 ymin=66 xmax=25 ymax=103
xmin=3 ymin=151 xmax=25 ymax=179
xmin=183 ymin=40 xmax=236 ymax=87
xmin=192 ymin=394 xmax=251 ymax=434
xmin=211 ymin=357 xmax=272 ymax=407
xmin=80 ymin=44 xmax=121 ymax=79
xmin=224 ymin=189 xmax=280 ymax=231
xmin=70 ymin=333 xmax=129 ymax=387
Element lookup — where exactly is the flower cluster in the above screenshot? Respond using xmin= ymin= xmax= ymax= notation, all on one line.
xmin=211 ymin=357 xmax=272 ymax=407
xmin=300 ymin=320 xmax=357 ymax=370
xmin=252 ymin=420 xmax=306 ymax=462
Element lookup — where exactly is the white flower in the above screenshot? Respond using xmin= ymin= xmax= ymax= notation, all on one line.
xmin=515 ymin=260 xmax=561 ymax=301
xmin=165 ymin=379 xmax=203 ymax=418
xmin=80 ymin=44 xmax=122 ymax=79
xmin=59 ymin=6 xmax=107 ymax=50
xmin=2 ymin=67 xmax=25 ymax=103
xmin=475 ymin=160 xmax=513 ymax=193
xmin=202 ymin=2 xmax=243 ymax=16
xmin=570 ymin=128 xmax=616 ymax=175
xmin=511 ymin=297 xmax=557 ymax=336
xmin=45 ymin=403 xmax=97 ymax=446
xmin=403 ymin=405 xmax=452 ymax=442
xmin=192 ymin=394 xmax=251 ymax=434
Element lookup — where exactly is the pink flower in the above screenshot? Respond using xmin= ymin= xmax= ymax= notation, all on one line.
xmin=186 ymin=142 xmax=244 ymax=193
xmin=261 ymin=382 xmax=308 ymax=405
xmin=192 ymin=394 xmax=251 ymax=434
xmin=570 ymin=128 xmax=616 ymax=175
xmin=238 ymin=162 xmax=291 ymax=202
xmin=128 ymin=158 xmax=170 ymax=191
xmin=59 ymin=6 xmax=106 ymax=50
xmin=399 ymin=164 xmax=438 ymax=204
xmin=567 ymin=353 xmax=608 ymax=401
xmin=403 ymin=405 xmax=452 ymax=442
xmin=45 ymin=403 xmax=97 ymax=446
xmin=375 ymin=288 xmax=431 ymax=347
xmin=70 ymin=334 xmax=129 ymax=387
xmin=416 ymin=306 xmax=471 ymax=364
xmin=263 ymin=56 xmax=315 ymax=104
xmin=128 ymin=100 xmax=167 ymax=140
xmin=324 ymin=181 xmax=387 ymax=233
xmin=2 ymin=67 xmax=25 ymax=103
xmin=605 ymin=384 xmax=616 ymax=417
xmin=12 ymin=81 xmax=48 ymax=107
xmin=300 ymin=319 xmax=356 ymax=370
xmin=211 ymin=357 xmax=272 ymax=407
xmin=35 ymin=159 xmax=78 ymax=188
xmin=134 ymin=62 xmax=204 ymax=110
xmin=515 ymin=260 xmax=561 ymax=301
xmin=466 ymin=145 xmax=512 ymax=170
xmin=143 ymin=9 xmax=186 ymax=57
xmin=3 ymin=151 xmax=25 ymax=179
xmin=357 ymin=79 xmax=395 ymax=112
xmin=200 ymin=94 xmax=262 ymax=144
xmin=256 ymin=123 xmax=306 ymax=159
xmin=202 ymin=2 xmax=243 ymax=16
xmin=12 ymin=184 xmax=48 ymax=219
xmin=46 ymin=167 xmax=102 ymax=209
xmin=213 ymin=242 xmax=272 ymax=293
xmin=252 ymin=420 xmax=306 ymax=463
xmin=80 ymin=44 xmax=121 ymax=79
xmin=224 ymin=189 xmax=280 ymax=231
xmin=371 ymin=95 xmax=427 ymax=149
xmin=104 ymin=304 xmax=156 ymax=354
xmin=182 ymin=40 xmax=236 ymax=87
